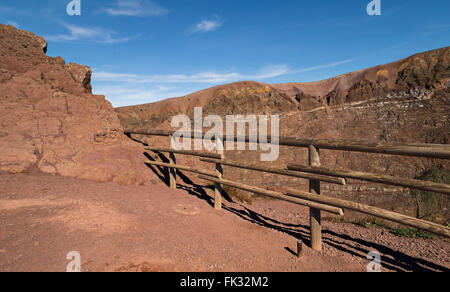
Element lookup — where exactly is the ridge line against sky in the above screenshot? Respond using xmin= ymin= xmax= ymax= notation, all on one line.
xmin=0 ymin=0 xmax=449 ymax=107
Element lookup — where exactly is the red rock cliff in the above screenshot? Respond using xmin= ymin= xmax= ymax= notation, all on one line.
xmin=0 ymin=24 xmax=151 ymax=185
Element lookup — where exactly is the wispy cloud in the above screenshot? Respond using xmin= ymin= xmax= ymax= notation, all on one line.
xmin=0 ymin=5 xmax=32 ymax=16
xmin=93 ymin=60 xmax=353 ymax=106
xmin=93 ymin=60 xmax=353 ymax=85
xmin=94 ymin=64 xmax=290 ymax=84
xmin=45 ymin=22 xmax=138 ymax=44
xmin=4 ymin=20 xmax=19 ymax=27
xmin=102 ymin=0 xmax=168 ymax=17
xmin=93 ymin=84 xmax=186 ymax=107
xmin=191 ymin=15 xmax=223 ymax=34
xmin=291 ymin=59 xmax=355 ymax=74
xmin=420 ymin=23 xmax=450 ymax=37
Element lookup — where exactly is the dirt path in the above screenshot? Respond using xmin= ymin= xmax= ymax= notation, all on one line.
xmin=0 ymin=170 xmax=448 ymax=272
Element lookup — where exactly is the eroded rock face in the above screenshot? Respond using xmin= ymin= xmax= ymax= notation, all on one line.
xmin=295 ymin=91 xmax=322 ymax=111
xmin=202 ymin=84 xmax=294 ymax=116
xmin=0 ymin=24 xmax=150 ymax=184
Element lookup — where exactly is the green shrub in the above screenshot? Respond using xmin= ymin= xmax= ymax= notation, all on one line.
xmin=410 ymin=168 xmax=449 ymax=221
xmin=355 ymin=217 xmax=436 ymax=239
xmin=390 ymin=228 xmax=434 ymax=239
xmin=356 ymin=218 xmax=393 ymax=229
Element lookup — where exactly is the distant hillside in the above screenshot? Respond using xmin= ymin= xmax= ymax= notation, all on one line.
xmin=116 ymin=47 xmax=449 ymax=130
xmin=115 ymin=46 xmax=449 ymax=223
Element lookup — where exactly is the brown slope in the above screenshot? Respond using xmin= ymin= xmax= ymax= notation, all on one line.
xmin=116 ymin=80 xmax=296 ymax=129
xmin=273 ymin=47 xmax=449 ymax=102
xmin=116 ymin=47 xmax=449 ymax=129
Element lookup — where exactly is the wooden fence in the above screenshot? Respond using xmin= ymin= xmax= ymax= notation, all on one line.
xmin=125 ymin=129 xmax=450 ymax=250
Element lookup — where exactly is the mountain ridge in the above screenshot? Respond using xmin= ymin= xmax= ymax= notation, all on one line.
xmin=116 ymin=46 xmax=449 ymax=129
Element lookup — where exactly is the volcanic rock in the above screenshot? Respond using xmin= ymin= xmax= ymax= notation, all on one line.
xmin=0 ymin=24 xmax=150 ymax=185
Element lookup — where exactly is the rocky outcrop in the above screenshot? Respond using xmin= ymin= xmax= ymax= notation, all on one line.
xmin=202 ymin=83 xmax=294 ymax=116
xmin=0 ymin=24 xmax=151 ymax=184
xmin=396 ymin=47 xmax=450 ymax=89
xmin=295 ymin=91 xmax=322 ymax=111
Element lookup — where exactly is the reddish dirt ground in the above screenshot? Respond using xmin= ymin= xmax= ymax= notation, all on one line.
xmin=0 ymin=169 xmax=448 ymax=272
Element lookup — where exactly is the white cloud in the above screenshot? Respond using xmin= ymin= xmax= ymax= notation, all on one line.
xmin=254 ymin=65 xmax=292 ymax=79
xmin=291 ymin=59 xmax=355 ymax=74
xmin=0 ymin=5 xmax=32 ymax=16
xmin=192 ymin=16 xmax=223 ymax=34
xmin=5 ymin=20 xmax=19 ymax=27
xmin=45 ymin=22 xmax=137 ymax=44
xmin=102 ymin=0 xmax=168 ymax=17
xmin=93 ymin=60 xmax=356 ymax=85
xmin=420 ymin=23 xmax=450 ymax=37
xmin=93 ymin=84 xmax=186 ymax=107
xmin=94 ymin=65 xmax=290 ymax=84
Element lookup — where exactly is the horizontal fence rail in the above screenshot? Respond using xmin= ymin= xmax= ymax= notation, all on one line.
xmin=284 ymin=187 xmax=450 ymax=238
xmin=146 ymin=160 xmax=218 ymax=178
xmin=278 ymin=138 xmax=450 ymax=159
xmin=200 ymin=158 xmax=346 ymax=185
xmin=198 ymin=175 xmax=344 ymax=216
xmin=131 ymin=128 xmax=450 ymax=251
xmin=127 ymin=129 xmax=173 ymax=137
xmin=287 ymin=164 xmax=450 ymax=195
xmin=125 ymin=129 xmax=450 ymax=159
xmin=146 ymin=147 xmax=223 ymax=159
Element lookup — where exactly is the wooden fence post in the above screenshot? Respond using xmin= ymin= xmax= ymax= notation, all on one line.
xmin=308 ymin=145 xmax=322 ymax=251
xmin=297 ymin=241 xmax=303 ymax=259
xmin=169 ymin=135 xmax=177 ymax=189
xmin=214 ymin=136 xmax=224 ymax=210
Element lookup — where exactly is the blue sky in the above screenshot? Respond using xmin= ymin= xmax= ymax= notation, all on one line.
xmin=1 ymin=0 xmax=449 ymax=107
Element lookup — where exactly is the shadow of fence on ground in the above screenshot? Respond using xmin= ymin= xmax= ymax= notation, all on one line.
xmin=134 ymin=136 xmax=449 ymax=272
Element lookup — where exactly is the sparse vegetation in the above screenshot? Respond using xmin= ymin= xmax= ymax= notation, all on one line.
xmin=390 ymin=228 xmax=434 ymax=239
xmin=353 ymin=217 xmax=436 ymax=239
xmin=356 ymin=217 xmax=393 ymax=229
xmin=411 ymin=168 xmax=449 ymax=222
